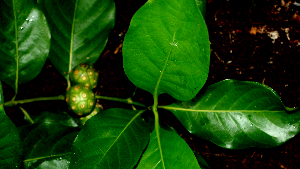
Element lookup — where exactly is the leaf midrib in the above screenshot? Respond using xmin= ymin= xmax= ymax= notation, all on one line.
xmin=68 ymin=0 xmax=78 ymax=76
xmin=95 ymin=110 xmax=145 ymax=168
xmin=160 ymin=106 xmax=286 ymax=113
xmin=12 ymin=0 xmax=19 ymax=95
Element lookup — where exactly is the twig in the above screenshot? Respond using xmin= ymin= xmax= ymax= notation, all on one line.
xmin=19 ymin=107 xmax=34 ymax=124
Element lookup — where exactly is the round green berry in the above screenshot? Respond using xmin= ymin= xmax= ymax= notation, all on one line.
xmin=65 ymin=84 xmax=96 ymax=116
xmin=69 ymin=63 xmax=99 ymax=89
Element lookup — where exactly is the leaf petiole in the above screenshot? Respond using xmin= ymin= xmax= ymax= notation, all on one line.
xmin=95 ymin=95 xmax=146 ymax=107
xmin=19 ymin=107 xmax=34 ymax=124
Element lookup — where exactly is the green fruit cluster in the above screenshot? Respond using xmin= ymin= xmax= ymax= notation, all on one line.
xmin=69 ymin=63 xmax=99 ymax=89
xmin=66 ymin=63 xmax=99 ymax=116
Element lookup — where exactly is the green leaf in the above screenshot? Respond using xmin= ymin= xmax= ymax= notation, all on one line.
xmin=70 ymin=108 xmax=151 ymax=168
xmin=193 ymin=151 xmax=210 ymax=169
xmin=21 ymin=122 xmax=80 ymax=169
xmin=123 ymin=0 xmax=210 ymax=101
xmin=0 ymin=81 xmax=3 ymax=105
xmin=195 ymin=0 xmax=206 ymax=17
xmin=136 ymin=128 xmax=200 ymax=169
xmin=25 ymin=158 xmax=71 ymax=169
xmin=0 ymin=81 xmax=23 ymax=168
xmin=29 ymin=111 xmax=78 ymax=127
xmin=165 ymin=79 xmax=300 ymax=149
xmin=41 ymin=0 xmax=116 ymax=77
xmin=0 ymin=0 xmax=51 ymax=90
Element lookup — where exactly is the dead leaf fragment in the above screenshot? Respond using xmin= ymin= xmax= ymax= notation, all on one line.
xmin=249 ymin=26 xmax=257 ymax=35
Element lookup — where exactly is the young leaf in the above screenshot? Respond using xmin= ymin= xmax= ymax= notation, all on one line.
xmin=70 ymin=108 xmax=151 ymax=169
xmin=136 ymin=128 xmax=200 ymax=169
xmin=164 ymin=79 xmax=300 ymax=149
xmin=40 ymin=0 xmax=116 ymax=77
xmin=0 ymin=0 xmax=51 ymax=90
xmin=123 ymin=0 xmax=210 ymax=101
xmin=21 ymin=121 xmax=80 ymax=169
xmin=0 ymin=81 xmax=23 ymax=168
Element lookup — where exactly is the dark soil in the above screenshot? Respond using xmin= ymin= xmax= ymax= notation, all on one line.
xmin=2 ymin=0 xmax=300 ymax=168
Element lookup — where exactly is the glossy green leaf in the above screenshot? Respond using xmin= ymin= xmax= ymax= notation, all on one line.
xmin=196 ymin=0 xmax=206 ymax=17
xmin=0 ymin=81 xmax=23 ymax=168
xmin=165 ymin=79 xmax=300 ymax=149
xmin=193 ymin=151 xmax=210 ymax=169
xmin=41 ymin=0 xmax=115 ymax=77
xmin=21 ymin=122 xmax=80 ymax=169
xmin=136 ymin=128 xmax=200 ymax=169
xmin=123 ymin=0 xmax=210 ymax=101
xmin=70 ymin=108 xmax=151 ymax=168
xmin=25 ymin=158 xmax=71 ymax=169
xmin=0 ymin=0 xmax=51 ymax=90
xmin=28 ymin=111 xmax=78 ymax=127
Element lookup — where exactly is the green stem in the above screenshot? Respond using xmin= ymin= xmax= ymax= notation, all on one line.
xmin=67 ymin=78 xmax=71 ymax=91
xmin=95 ymin=95 xmax=146 ymax=107
xmin=4 ymin=95 xmax=65 ymax=107
xmin=4 ymin=94 xmax=146 ymax=108
xmin=23 ymin=152 xmax=72 ymax=162
xmin=19 ymin=107 xmax=34 ymax=124
xmin=153 ymin=96 xmax=165 ymax=169
xmin=67 ymin=0 xmax=78 ymax=90
xmin=152 ymin=70 xmax=165 ymax=168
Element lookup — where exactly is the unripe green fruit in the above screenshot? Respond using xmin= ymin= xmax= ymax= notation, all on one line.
xmin=78 ymin=103 xmax=103 ymax=125
xmin=69 ymin=63 xmax=99 ymax=89
xmin=65 ymin=84 xmax=96 ymax=116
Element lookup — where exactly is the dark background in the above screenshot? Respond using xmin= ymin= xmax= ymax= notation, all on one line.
xmin=3 ymin=0 xmax=300 ymax=168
